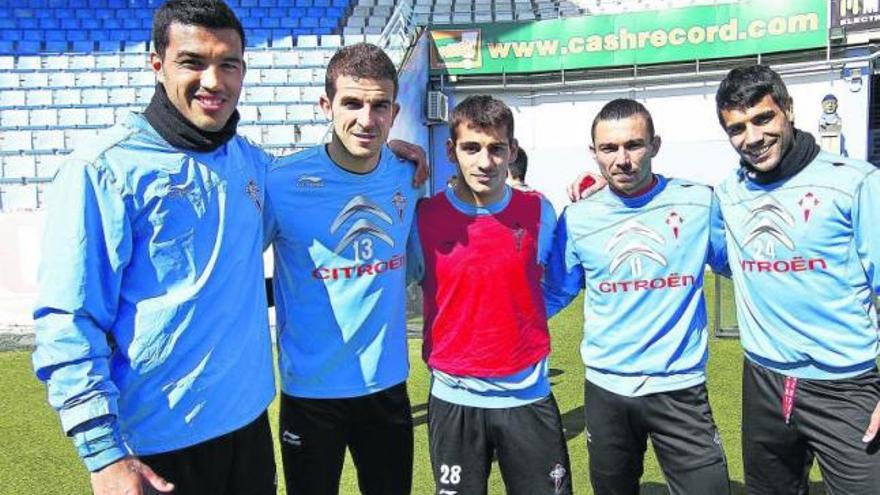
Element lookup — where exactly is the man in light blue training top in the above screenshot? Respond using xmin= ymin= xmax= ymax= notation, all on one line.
xmin=544 ymin=98 xmax=731 ymax=495
xmin=714 ymin=65 xmax=880 ymax=494
xmin=32 ymin=1 xmax=276 ymax=494
xmin=264 ymin=43 xmax=419 ymax=494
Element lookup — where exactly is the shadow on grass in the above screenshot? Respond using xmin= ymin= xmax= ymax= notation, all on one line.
xmin=639 ymin=481 xmax=827 ymax=494
xmin=560 ymin=405 xmax=585 ymax=441
xmin=413 ymin=401 xmax=428 ymax=427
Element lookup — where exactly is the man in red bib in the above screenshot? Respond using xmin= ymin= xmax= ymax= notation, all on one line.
xmin=409 ymin=95 xmax=572 ymax=495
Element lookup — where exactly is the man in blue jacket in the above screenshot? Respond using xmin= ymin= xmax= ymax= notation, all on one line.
xmin=714 ymin=65 xmax=880 ymax=494
xmin=32 ymin=1 xmax=277 ymax=493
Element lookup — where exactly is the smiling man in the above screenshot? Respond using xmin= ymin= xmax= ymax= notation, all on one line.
xmin=409 ymin=95 xmax=572 ymax=495
xmin=33 ymin=1 xmax=276 ymax=494
xmin=264 ymin=43 xmax=420 ymax=494
xmin=543 ymin=99 xmax=731 ymax=495
xmin=714 ymin=65 xmax=880 ymax=494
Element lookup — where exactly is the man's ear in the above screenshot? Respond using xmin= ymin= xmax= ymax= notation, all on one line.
xmin=150 ymin=51 xmax=164 ymax=83
xmin=446 ymin=138 xmax=457 ymax=164
xmin=319 ymin=93 xmax=333 ymax=121
xmin=509 ymin=139 xmax=519 ymax=164
xmin=785 ymin=98 xmax=795 ymax=123
xmin=650 ymin=135 xmax=662 ymax=158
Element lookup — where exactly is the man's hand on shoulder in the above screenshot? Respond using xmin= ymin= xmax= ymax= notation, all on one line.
xmin=566 ymin=171 xmax=607 ymax=202
xmin=388 ymin=139 xmax=429 ymax=187
xmin=91 ymin=457 xmax=174 ymax=495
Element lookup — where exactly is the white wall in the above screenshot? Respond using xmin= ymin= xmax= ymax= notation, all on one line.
xmin=454 ymin=69 xmax=871 ymax=212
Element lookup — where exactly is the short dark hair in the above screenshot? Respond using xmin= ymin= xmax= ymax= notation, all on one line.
xmin=715 ymin=65 xmax=792 ymax=125
xmin=449 ymin=95 xmax=515 ymax=144
xmin=591 ymin=98 xmax=654 ymax=141
xmin=508 ymin=148 xmax=527 ymax=181
xmin=152 ymin=0 xmax=245 ymax=58
xmin=325 ymin=43 xmax=398 ymax=101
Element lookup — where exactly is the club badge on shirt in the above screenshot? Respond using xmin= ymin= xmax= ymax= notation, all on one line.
xmin=391 ymin=191 xmax=407 ymax=220
xmin=246 ymin=179 xmax=262 ymax=212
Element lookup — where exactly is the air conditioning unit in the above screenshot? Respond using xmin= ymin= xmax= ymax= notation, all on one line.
xmin=426 ymin=91 xmax=448 ymax=123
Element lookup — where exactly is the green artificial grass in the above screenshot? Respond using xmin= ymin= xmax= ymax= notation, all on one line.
xmin=1 ymin=274 xmax=828 ymax=494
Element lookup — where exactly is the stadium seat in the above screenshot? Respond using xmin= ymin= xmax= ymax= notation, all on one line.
xmin=32 ymin=130 xmax=64 ymax=150
xmin=2 ymin=110 xmax=30 ymax=128
xmin=103 ymin=71 xmax=129 ymax=87
xmin=297 ymin=34 xmax=319 ymax=47
xmin=264 ymin=124 xmax=297 ymax=146
xmin=21 ymin=73 xmax=49 ymax=89
xmin=247 ymin=50 xmax=274 ymax=67
xmin=261 ymin=68 xmax=289 ymax=84
xmin=288 ymin=104 xmax=314 ymax=122
xmin=86 ymin=107 xmax=115 ymax=126
xmin=129 ymin=71 xmax=155 ymax=87
xmin=30 ymin=109 xmax=59 ymax=128
xmin=273 ymin=50 xmax=299 ymax=66
xmin=321 ymin=34 xmax=342 ymax=47
xmin=0 ymin=90 xmax=26 ymax=107
xmin=258 ymin=105 xmax=287 ymax=122
xmin=76 ymin=72 xmax=103 ymax=87
xmin=2 ymin=155 xmax=37 ymax=179
xmin=96 ymin=54 xmax=121 ymax=69
xmin=82 ymin=88 xmax=109 ymax=105
xmin=135 ymin=86 xmax=154 ymax=105
xmin=108 ymin=87 xmax=136 ymax=105
xmin=238 ymin=105 xmax=259 ymax=123
xmin=44 ymin=53 xmax=70 ymax=70
xmin=300 ymin=85 xmax=323 ymax=102
xmin=59 ymin=108 xmax=88 ymax=127
xmin=275 ymin=86 xmax=302 ymax=103
xmin=238 ymin=125 xmax=264 ymax=145
xmin=54 ymin=89 xmax=82 ymax=106
xmin=17 ymin=56 xmax=42 ymax=70
xmin=246 ymin=85 xmax=276 ymax=103
xmin=1 ymin=131 xmax=34 ymax=152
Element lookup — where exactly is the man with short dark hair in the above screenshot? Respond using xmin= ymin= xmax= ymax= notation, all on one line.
xmin=264 ymin=42 xmax=419 ymax=494
xmin=410 ymin=95 xmax=572 ymax=495
xmin=714 ymin=64 xmax=880 ymax=494
xmin=544 ymin=98 xmax=731 ymax=495
xmin=33 ymin=1 xmax=277 ymax=493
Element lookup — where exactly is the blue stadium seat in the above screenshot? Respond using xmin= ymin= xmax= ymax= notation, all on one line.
xmin=14 ymin=8 xmax=35 ymax=18
xmin=0 ymin=40 xmax=15 ymax=53
xmin=131 ymin=30 xmax=150 ymax=41
xmin=259 ymin=0 xmax=277 ymax=6
xmin=16 ymin=41 xmax=41 ymax=54
xmin=269 ymin=7 xmax=286 ymax=17
xmin=24 ymin=30 xmax=43 ymax=41
xmin=249 ymin=29 xmax=270 ymax=48
xmin=327 ymin=7 xmax=342 ymax=17
xmin=81 ymin=19 xmax=101 ymax=30
xmin=280 ymin=17 xmax=298 ymax=28
xmin=45 ymin=40 xmax=70 ymax=52
xmin=95 ymin=8 xmax=114 ymax=19
xmin=72 ymin=40 xmax=95 ymax=52
xmin=288 ymin=7 xmax=306 ymax=17
xmin=295 ymin=0 xmax=312 ymax=7
xmin=241 ymin=0 xmax=258 ymax=6
xmin=241 ymin=16 xmax=260 ymax=29
xmin=319 ymin=17 xmax=337 ymax=28
xmin=306 ymin=7 xmax=324 ymax=16
xmin=109 ymin=30 xmax=128 ymax=41
xmin=105 ymin=19 xmax=123 ymax=30
xmin=47 ymin=0 xmax=66 ymax=6
xmin=89 ymin=0 xmax=109 ymax=8
xmin=39 ymin=19 xmax=60 ymax=29
xmin=107 ymin=0 xmax=125 ymax=7
xmin=250 ymin=7 xmax=267 ymax=17
xmin=1 ymin=30 xmax=21 ymax=41
xmin=45 ymin=30 xmax=65 ymax=42
xmin=300 ymin=16 xmax=318 ymax=28
xmin=277 ymin=0 xmax=296 ymax=6
xmin=20 ymin=18 xmax=39 ymax=29
xmin=261 ymin=17 xmax=280 ymax=28
xmin=98 ymin=40 xmax=121 ymax=51
xmin=87 ymin=29 xmax=108 ymax=41
xmin=313 ymin=0 xmax=329 ymax=6
xmin=61 ymin=19 xmax=79 ymax=30
xmin=332 ymin=0 xmax=348 ymax=7
xmin=0 ymin=19 xmax=13 ymax=29
xmin=123 ymin=18 xmax=141 ymax=29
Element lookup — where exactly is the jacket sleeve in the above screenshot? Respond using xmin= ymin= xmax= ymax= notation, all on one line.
xmin=31 ymin=157 xmax=132 ymax=470
xmin=542 ymin=206 xmax=584 ymax=319
xmin=707 ymin=190 xmax=731 ymax=277
xmin=853 ymin=168 xmax=880 ymax=293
